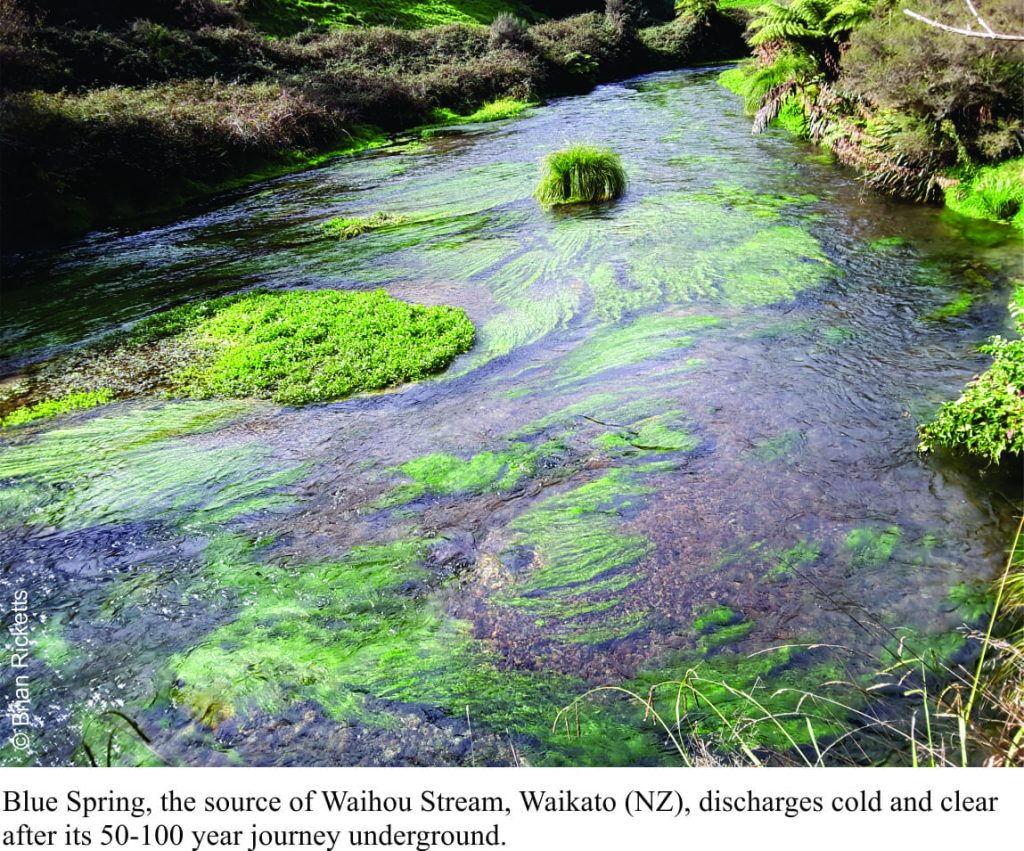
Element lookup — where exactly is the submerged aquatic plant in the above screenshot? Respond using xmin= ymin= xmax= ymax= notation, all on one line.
xmin=534 ymin=145 xmax=627 ymax=205
xmin=322 ymin=211 xmax=408 ymax=240
xmin=178 ymin=289 xmax=475 ymax=404
xmin=1 ymin=389 xmax=114 ymax=428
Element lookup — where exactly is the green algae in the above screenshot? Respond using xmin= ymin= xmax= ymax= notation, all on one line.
xmin=844 ymin=525 xmax=902 ymax=569
xmin=766 ymin=539 xmax=821 ymax=579
xmin=948 ymin=580 xmax=995 ymax=623
xmin=716 ymin=227 xmax=833 ymax=306
xmin=555 ymin=313 xmax=720 ymax=386
xmin=497 ymin=471 xmax=656 ymax=635
xmin=1 ymin=389 xmax=114 ymax=428
xmin=376 ymin=439 xmax=565 ymax=507
xmin=926 ymin=291 xmax=974 ymax=321
xmin=819 ymin=325 xmax=857 ymax=345
xmin=749 ymin=429 xmax=803 ymax=462
xmin=595 ymin=416 xmax=699 ymax=453
xmin=620 ymin=643 xmax=849 ymax=753
xmin=465 ymin=285 xmax=581 ymax=368
xmin=0 ymin=402 xmax=304 ymax=531
xmin=171 ymin=534 xmax=667 ymax=765
xmin=322 ymin=211 xmax=409 ymax=239
xmin=700 ymin=620 xmax=754 ymax=648
xmin=687 ymin=184 xmax=817 ymax=219
xmin=560 ymin=610 xmax=650 ymax=646
xmin=868 ymin=236 xmax=910 ymax=251
xmin=693 ymin=605 xmax=738 ymax=632
xmin=622 ymin=198 xmax=833 ymax=308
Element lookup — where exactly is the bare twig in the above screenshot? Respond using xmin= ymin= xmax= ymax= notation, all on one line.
xmin=903 ymin=2 xmax=1024 ymax=42
xmin=964 ymin=0 xmax=995 ymax=34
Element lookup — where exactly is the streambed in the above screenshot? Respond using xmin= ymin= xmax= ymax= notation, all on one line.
xmin=1 ymin=67 xmax=1021 ymax=766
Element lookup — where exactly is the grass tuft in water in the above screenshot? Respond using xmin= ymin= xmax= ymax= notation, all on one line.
xmin=534 ymin=145 xmax=627 ymax=206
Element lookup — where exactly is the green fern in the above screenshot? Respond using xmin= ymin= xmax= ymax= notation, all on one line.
xmin=820 ymin=0 xmax=876 ymax=38
xmin=748 ymin=0 xmax=833 ymax=47
xmin=749 ymin=0 xmax=879 ymax=75
xmin=742 ymin=0 xmax=879 ymax=133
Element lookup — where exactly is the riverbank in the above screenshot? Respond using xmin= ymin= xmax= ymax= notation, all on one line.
xmin=715 ymin=1 xmax=1022 ymax=229
xmin=0 ymin=3 xmax=746 ymax=249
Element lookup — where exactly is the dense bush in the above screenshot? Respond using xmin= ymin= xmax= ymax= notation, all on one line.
xmin=21 ymin=0 xmax=244 ymax=29
xmin=840 ymin=0 xmax=1023 ymax=162
xmin=489 ymin=11 xmax=531 ymax=49
xmin=920 ymin=281 xmax=1024 ymax=464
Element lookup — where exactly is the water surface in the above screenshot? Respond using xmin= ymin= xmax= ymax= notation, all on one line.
xmin=1 ymin=68 xmax=1021 ymax=766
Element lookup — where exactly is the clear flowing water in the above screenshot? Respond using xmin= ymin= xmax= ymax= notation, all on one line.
xmin=1 ymin=68 xmax=1021 ymax=766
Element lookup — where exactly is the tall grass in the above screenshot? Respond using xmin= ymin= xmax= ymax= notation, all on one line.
xmin=534 ymin=144 xmax=627 ymax=205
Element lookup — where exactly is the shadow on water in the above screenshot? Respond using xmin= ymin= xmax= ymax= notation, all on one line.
xmin=1 ymin=67 xmax=1022 ymax=766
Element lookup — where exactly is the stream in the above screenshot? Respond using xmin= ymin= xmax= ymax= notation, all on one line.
xmin=1 ymin=66 xmax=1021 ymax=766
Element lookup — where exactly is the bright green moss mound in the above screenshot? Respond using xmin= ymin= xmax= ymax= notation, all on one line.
xmin=945 ymin=159 xmax=1024 ymax=230
xmin=1 ymin=389 xmax=113 ymax=428
xmin=177 ymin=289 xmax=474 ymax=405
xmin=534 ymin=145 xmax=627 ymax=206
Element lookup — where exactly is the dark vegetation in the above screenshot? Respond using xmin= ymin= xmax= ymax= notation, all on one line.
xmin=0 ymin=0 xmax=745 ymax=247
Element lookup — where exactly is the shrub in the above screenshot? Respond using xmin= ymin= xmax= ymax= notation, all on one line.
xmin=839 ymin=0 xmax=1023 ymax=159
xmin=414 ymin=49 xmax=541 ymax=112
xmin=918 ymin=337 xmax=1024 ymax=464
xmin=674 ymin=0 xmax=715 ymax=18
xmin=530 ymin=11 xmax=628 ymax=87
xmin=534 ymin=144 xmax=627 ymax=204
xmin=920 ymin=282 xmax=1024 ymax=463
xmin=489 ymin=11 xmax=530 ymax=50
xmin=606 ymin=0 xmax=644 ymax=35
